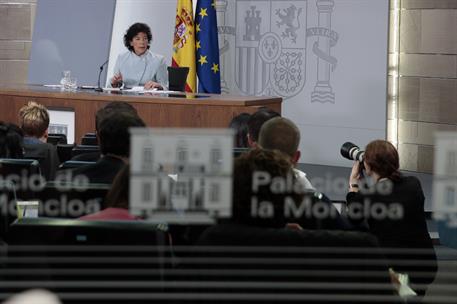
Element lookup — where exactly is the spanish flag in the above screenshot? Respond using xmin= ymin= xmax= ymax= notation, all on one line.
xmin=196 ymin=0 xmax=221 ymax=94
xmin=172 ymin=0 xmax=196 ymax=93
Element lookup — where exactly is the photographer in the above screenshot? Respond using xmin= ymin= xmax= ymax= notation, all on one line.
xmin=346 ymin=140 xmax=436 ymax=297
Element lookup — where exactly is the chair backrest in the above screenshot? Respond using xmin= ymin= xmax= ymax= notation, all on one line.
xmin=81 ymin=136 xmax=98 ymax=146
xmin=84 ymin=132 xmax=96 ymax=138
xmin=0 ymin=179 xmax=16 ymax=239
xmin=0 ymin=158 xmax=41 ymax=178
xmin=8 ymin=217 xmax=168 ymax=245
xmin=59 ymin=160 xmax=96 ymax=170
xmin=0 ymin=158 xmax=41 ymax=238
xmin=47 ymin=133 xmax=67 ymax=145
xmin=6 ymin=218 xmax=172 ymax=301
xmin=71 ymin=145 xmax=100 ymax=158
xmin=168 ymin=66 xmax=189 ymax=92
xmin=56 ymin=144 xmax=74 ymax=163
xmin=189 ymin=224 xmax=398 ymax=304
xmin=438 ymin=221 xmax=457 ymax=249
xmin=32 ymin=181 xmax=110 ymax=218
xmin=233 ymin=147 xmax=250 ymax=158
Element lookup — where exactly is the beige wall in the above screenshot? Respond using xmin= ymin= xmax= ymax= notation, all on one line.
xmin=0 ymin=0 xmax=36 ymax=84
xmin=2 ymin=0 xmax=456 ymax=174
xmin=389 ymin=0 xmax=457 ymax=173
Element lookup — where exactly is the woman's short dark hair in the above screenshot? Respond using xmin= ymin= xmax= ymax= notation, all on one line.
xmin=229 ymin=113 xmax=251 ymax=148
xmin=0 ymin=122 xmax=24 ymax=158
xmin=98 ymin=111 xmax=146 ymax=157
xmin=123 ymin=22 xmax=152 ymax=52
xmin=365 ymin=140 xmax=401 ymax=181
xmin=232 ymin=149 xmax=301 ymax=227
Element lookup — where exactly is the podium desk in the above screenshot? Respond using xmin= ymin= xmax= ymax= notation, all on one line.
xmin=0 ymin=85 xmax=282 ymax=143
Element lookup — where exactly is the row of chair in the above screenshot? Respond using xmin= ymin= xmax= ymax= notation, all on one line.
xmin=2 ymin=216 xmax=400 ymax=304
xmin=56 ymin=144 xmax=99 ymax=163
xmin=47 ymin=132 xmax=97 ymax=146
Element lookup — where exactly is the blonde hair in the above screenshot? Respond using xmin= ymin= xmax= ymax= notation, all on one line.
xmin=19 ymin=101 xmax=50 ymax=138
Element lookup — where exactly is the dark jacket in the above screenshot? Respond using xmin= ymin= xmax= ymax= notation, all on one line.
xmin=69 ymin=155 xmax=125 ymax=184
xmin=346 ymin=175 xmax=437 ymax=295
xmin=23 ymin=137 xmax=60 ymax=180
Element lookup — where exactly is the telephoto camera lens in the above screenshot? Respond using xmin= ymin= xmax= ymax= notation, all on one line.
xmin=340 ymin=142 xmax=365 ymax=162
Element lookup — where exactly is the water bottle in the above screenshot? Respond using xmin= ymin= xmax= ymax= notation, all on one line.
xmin=60 ymin=70 xmax=70 ymax=86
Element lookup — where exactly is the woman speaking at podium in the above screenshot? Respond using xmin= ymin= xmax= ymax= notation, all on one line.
xmin=110 ymin=23 xmax=168 ymax=90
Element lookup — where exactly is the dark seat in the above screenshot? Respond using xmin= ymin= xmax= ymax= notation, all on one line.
xmin=183 ymin=223 xmax=400 ymax=304
xmin=58 ymin=160 xmax=96 ymax=170
xmin=47 ymin=133 xmax=67 ymax=145
xmin=0 ymin=158 xmax=41 ymax=176
xmin=71 ymin=144 xmax=100 ymax=158
xmin=233 ymin=147 xmax=250 ymax=158
xmin=168 ymin=66 xmax=189 ymax=92
xmin=32 ymin=181 xmax=110 ymax=218
xmin=56 ymin=143 xmax=74 ymax=163
xmin=8 ymin=217 xmax=169 ymax=245
xmin=81 ymin=136 xmax=97 ymax=146
xmin=5 ymin=218 xmax=172 ymax=302
xmin=0 ymin=158 xmax=41 ymax=238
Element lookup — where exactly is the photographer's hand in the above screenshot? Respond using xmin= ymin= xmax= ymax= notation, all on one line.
xmin=349 ymin=161 xmax=361 ymax=192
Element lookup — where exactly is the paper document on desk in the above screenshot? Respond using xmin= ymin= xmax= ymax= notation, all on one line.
xmin=143 ymin=89 xmax=180 ymax=94
xmin=102 ymin=87 xmax=180 ymax=94
xmin=125 ymin=86 xmax=144 ymax=92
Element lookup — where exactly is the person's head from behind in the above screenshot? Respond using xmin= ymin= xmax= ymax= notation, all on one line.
xmin=98 ymin=111 xmax=146 ymax=159
xmin=364 ymin=140 xmax=401 ymax=181
xmin=258 ymin=117 xmax=301 ymax=165
xmin=232 ymin=149 xmax=301 ymax=227
xmin=18 ymin=101 xmax=49 ymax=142
xmin=105 ymin=164 xmax=130 ymax=209
xmin=124 ymin=22 xmax=152 ymax=56
xmin=247 ymin=108 xmax=280 ymax=147
xmin=229 ymin=113 xmax=251 ymax=148
xmin=0 ymin=122 xmax=24 ymax=158
xmin=95 ymin=101 xmax=139 ymax=132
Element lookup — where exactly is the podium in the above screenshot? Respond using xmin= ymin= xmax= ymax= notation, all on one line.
xmin=0 ymin=85 xmax=281 ymax=144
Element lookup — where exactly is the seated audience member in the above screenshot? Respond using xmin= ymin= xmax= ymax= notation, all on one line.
xmin=228 ymin=113 xmax=250 ymax=148
xmin=346 ymin=139 xmax=437 ymax=296
xmin=192 ymin=149 xmax=396 ymax=303
xmin=79 ymin=164 xmax=137 ymax=220
xmin=0 ymin=122 xmax=24 ymax=158
xmin=68 ymin=111 xmax=145 ymax=184
xmin=72 ymin=101 xmax=139 ymax=162
xmin=18 ymin=102 xmax=59 ymax=180
xmin=231 ymin=149 xmax=300 ymax=228
xmin=217 ymin=149 xmax=342 ymax=230
xmin=258 ymin=117 xmax=314 ymax=190
xmin=246 ymin=108 xmax=280 ymax=148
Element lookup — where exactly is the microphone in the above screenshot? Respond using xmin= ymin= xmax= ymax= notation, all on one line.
xmin=95 ymin=59 xmax=109 ymax=92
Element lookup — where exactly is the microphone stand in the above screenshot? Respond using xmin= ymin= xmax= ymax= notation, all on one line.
xmin=95 ymin=59 xmax=109 ymax=92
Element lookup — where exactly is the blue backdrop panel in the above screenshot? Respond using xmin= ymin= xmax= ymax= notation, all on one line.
xmin=28 ymin=0 xmax=116 ymax=86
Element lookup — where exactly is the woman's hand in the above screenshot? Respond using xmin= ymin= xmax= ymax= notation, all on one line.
xmin=349 ymin=161 xmax=361 ymax=192
xmin=111 ymin=73 xmax=123 ymax=88
xmin=144 ymin=81 xmax=163 ymax=90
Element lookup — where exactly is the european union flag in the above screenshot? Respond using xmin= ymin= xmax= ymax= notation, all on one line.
xmin=195 ymin=0 xmax=221 ymax=94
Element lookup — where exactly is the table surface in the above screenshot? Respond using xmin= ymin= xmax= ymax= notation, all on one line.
xmin=0 ymin=84 xmax=282 ymax=107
